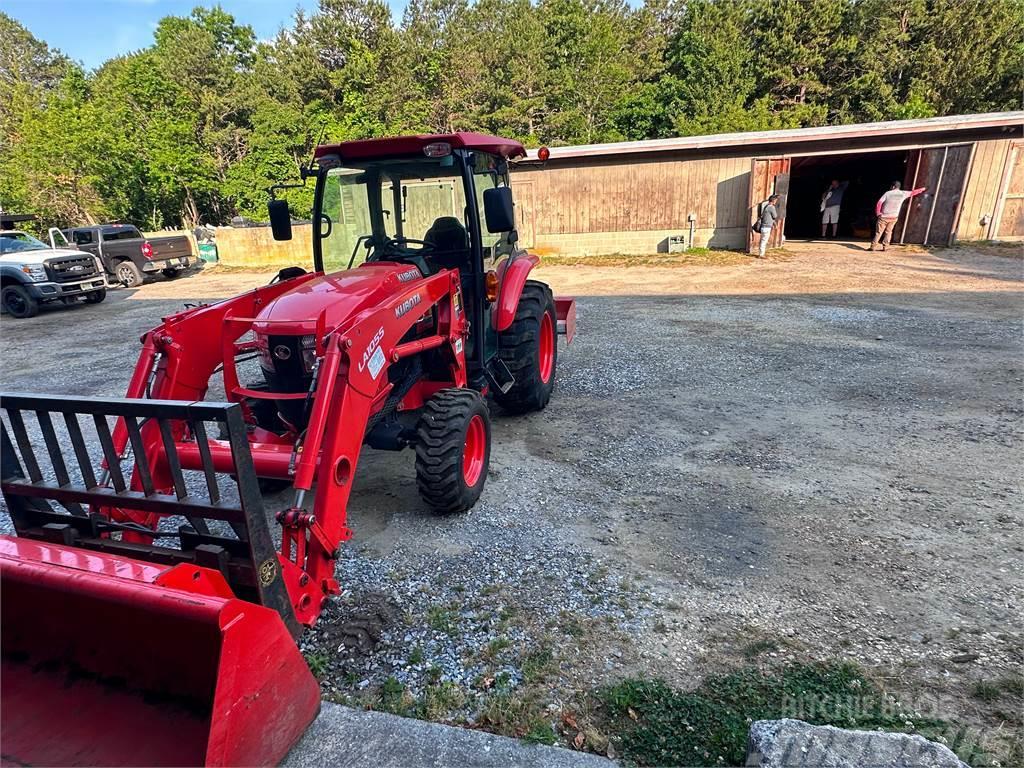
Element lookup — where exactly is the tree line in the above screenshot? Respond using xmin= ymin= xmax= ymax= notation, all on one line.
xmin=1 ymin=0 xmax=1021 ymax=230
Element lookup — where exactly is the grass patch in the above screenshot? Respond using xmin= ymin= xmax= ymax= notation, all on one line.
xmin=972 ymin=680 xmax=1003 ymax=703
xmin=375 ymin=676 xmax=417 ymax=716
xmin=478 ymin=691 xmax=555 ymax=744
xmin=558 ymin=610 xmax=585 ymax=637
xmin=741 ymin=638 xmax=778 ymax=659
xmin=592 ymin=662 xmax=988 ymax=767
xmin=417 ymin=681 xmax=467 ymax=721
xmin=524 ymin=721 xmax=558 ymax=745
xmin=427 ymin=605 xmax=457 ymax=634
xmin=521 ymin=646 xmax=556 ymax=684
xmin=538 ymin=249 xmax=749 ymax=268
xmin=408 ymin=645 xmax=424 ymax=666
xmin=304 ymin=650 xmax=330 ymax=679
xmin=479 ymin=636 xmax=512 ymax=662
xmin=972 ymin=674 xmax=1024 ymax=705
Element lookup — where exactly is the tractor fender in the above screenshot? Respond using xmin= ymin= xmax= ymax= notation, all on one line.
xmin=493 ymin=253 xmax=540 ymax=332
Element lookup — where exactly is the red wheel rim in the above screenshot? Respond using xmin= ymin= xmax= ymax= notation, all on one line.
xmin=539 ymin=312 xmax=555 ymax=384
xmin=462 ymin=414 xmax=486 ymax=486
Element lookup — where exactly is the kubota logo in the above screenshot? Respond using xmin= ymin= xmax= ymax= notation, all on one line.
xmin=397 ymin=269 xmax=420 ymax=283
xmin=394 ymin=293 xmax=422 ymax=318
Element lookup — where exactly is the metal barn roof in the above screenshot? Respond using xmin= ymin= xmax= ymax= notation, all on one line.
xmin=317 ymin=132 xmax=527 ymax=161
xmin=523 ymin=111 xmax=1024 ymax=161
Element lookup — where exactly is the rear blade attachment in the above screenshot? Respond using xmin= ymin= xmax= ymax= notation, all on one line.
xmin=0 ymin=393 xmax=319 ymax=767
xmin=555 ymin=296 xmax=577 ymax=343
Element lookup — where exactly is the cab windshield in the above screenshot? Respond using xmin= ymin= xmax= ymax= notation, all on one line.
xmin=0 ymin=232 xmax=49 ymax=254
xmin=316 ymin=153 xmax=506 ymax=274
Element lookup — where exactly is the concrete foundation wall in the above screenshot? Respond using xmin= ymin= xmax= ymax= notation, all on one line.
xmin=214 ymin=224 xmax=314 ymax=267
xmin=533 ymin=226 xmax=746 ymax=256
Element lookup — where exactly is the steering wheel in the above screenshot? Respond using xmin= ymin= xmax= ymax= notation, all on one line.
xmin=384 ymin=236 xmax=435 ymax=251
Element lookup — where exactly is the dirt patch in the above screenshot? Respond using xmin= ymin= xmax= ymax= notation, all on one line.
xmin=1 ymin=241 xmax=1020 ymax=763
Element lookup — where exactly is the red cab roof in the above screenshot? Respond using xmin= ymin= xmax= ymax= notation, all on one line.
xmin=314 ymin=132 xmax=526 ymax=162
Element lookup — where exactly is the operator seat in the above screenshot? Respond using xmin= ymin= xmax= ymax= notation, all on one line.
xmin=424 ymin=217 xmax=470 ymax=271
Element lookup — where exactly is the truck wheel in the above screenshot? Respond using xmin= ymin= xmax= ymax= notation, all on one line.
xmin=115 ymin=261 xmax=143 ymax=287
xmin=1 ymin=285 xmax=39 ymax=319
xmin=84 ymin=289 xmax=106 ymax=304
xmin=162 ymin=268 xmax=181 ymax=279
xmin=493 ymin=280 xmax=557 ymax=414
xmin=415 ymin=388 xmax=490 ymax=513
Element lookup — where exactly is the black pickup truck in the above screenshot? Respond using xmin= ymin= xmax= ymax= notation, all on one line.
xmin=62 ymin=224 xmax=194 ymax=287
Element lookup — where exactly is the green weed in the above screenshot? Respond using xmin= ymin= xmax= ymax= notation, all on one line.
xmin=594 ymin=663 xmax=974 ymax=767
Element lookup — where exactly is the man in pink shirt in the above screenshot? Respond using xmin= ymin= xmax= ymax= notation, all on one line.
xmin=871 ymin=181 xmax=927 ymax=251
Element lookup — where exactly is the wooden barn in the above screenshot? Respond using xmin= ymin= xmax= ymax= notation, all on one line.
xmin=511 ymin=111 xmax=1024 ymax=256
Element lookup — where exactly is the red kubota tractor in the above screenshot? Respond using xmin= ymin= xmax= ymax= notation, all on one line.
xmin=0 ymin=133 xmax=575 ymax=766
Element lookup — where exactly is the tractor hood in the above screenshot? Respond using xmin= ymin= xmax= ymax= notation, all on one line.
xmin=251 ymin=262 xmax=425 ymax=335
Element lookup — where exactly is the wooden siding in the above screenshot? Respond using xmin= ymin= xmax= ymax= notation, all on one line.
xmin=956 ymin=139 xmax=1012 ymax=241
xmin=995 ymin=142 xmax=1024 ymax=237
xmin=517 ymin=156 xmax=751 ymax=243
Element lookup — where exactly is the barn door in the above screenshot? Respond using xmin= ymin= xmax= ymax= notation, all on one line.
xmin=898 ymin=144 xmax=973 ymax=245
xmin=514 ymin=179 xmax=536 ymax=248
xmin=748 ymin=157 xmax=792 ymax=253
xmin=993 ymin=142 xmax=1024 ymax=238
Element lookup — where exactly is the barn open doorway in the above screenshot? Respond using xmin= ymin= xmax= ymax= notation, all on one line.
xmin=785 ymin=150 xmax=911 ymax=240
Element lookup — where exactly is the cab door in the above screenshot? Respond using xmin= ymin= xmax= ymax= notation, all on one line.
xmin=71 ymin=229 xmax=100 ymax=256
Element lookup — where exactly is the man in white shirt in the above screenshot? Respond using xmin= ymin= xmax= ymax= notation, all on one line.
xmin=820 ymin=179 xmax=849 ymax=238
xmin=871 ymin=181 xmax=926 ymax=251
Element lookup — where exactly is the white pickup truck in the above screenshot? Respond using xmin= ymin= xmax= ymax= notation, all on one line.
xmin=0 ymin=230 xmax=108 ymax=318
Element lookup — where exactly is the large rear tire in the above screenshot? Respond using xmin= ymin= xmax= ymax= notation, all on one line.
xmin=415 ymin=388 xmax=491 ymax=513
xmin=493 ymin=280 xmax=557 ymax=414
xmin=1 ymin=285 xmax=39 ymax=319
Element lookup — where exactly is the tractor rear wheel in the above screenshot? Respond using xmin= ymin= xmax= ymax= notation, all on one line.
xmin=493 ymin=280 xmax=557 ymax=414
xmin=415 ymin=388 xmax=491 ymax=513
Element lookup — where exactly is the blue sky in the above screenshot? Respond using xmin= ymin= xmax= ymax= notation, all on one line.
xmin=2 ymin=0 xmax=327 ymax=71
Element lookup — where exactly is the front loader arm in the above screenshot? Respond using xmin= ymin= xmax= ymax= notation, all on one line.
xmin=276 ymin=269 xmax=467 ymax=625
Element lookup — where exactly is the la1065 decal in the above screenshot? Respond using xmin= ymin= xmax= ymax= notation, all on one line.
xmin=358 ymin=326 xmax=386 ymax=379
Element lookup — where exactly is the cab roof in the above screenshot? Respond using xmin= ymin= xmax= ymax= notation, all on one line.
xmin=314 ymin=132 xmax=526 ymax=162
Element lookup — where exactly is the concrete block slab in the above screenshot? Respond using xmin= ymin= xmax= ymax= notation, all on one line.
xmin=284 ymin=702 xmax=614 ymax=768
xmin=745 ymin=719 xmax=968 ymax=768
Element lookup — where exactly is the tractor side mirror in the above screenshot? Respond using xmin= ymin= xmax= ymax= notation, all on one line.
xmin=482 ymin=187 xmax=515 ymax=233
xmin=269 ymin=199 xmax=292 ymax=241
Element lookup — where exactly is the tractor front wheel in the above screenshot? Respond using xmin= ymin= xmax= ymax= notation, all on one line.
xmin=415 ymin=388 xmax=491 ymax=513
xmin=494 ymin=280 xmax=557 ymax=414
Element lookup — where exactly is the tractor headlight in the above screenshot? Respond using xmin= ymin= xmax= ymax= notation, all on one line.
xmin=256 ymin=336 xmax=273 ymax=370
xmin=21 ymin=264 xmax=47 ymax=282
xmin=300 ymin=335 xmax=317 ymax=372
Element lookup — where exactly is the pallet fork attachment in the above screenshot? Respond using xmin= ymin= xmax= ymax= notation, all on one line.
xmin=0 ymin=394 xmax=319 ymax=767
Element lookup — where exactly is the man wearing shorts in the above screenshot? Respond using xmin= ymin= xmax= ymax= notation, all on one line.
xmin=820 ymin=179 xmax=849 ymax=238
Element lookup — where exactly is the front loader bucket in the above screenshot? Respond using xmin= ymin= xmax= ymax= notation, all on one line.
xmin=0 ymin=394 xmax=321 ymax=766
xmin=0 ymin=537 xmax=320 ymax=767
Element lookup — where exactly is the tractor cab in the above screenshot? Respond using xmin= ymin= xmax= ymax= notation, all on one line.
xmin=269 ymin=132 xmax=536 ymax=391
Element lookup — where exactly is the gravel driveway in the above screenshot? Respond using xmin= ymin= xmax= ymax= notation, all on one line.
xmin=1 ymin=243 xmax=1020 ymax=748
